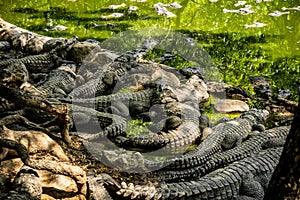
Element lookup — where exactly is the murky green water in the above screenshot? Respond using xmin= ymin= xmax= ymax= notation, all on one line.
xmin=0 ymin=0 xmax=299 ymax=100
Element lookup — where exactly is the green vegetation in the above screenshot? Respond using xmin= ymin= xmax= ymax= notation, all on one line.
xmin=143 ymin=48 xmax=194 ymax=70
xmin=126 ymin=119 xmax=152 ymax=137
xmin=0 ymin=0 xmax=299 ymax=100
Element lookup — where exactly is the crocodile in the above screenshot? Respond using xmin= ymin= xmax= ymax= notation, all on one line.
xmin=0 ymin=41 xmax=10 ymax=51
xmin=160 ymin=109 xmax=269 ymax=170
xmin=70 ymin=83 xmax=184 ymax=141
xmin=0 ymin=107 xmax=57 ymax=126
xmin=35 ymin=64 xmax=77 ymax=97
xmin=65 ymin=88 xmax=154 ymax=117
xmin=69 ymin=62 xmax=209 ymax=171
xmin=69 ymin=53 xmax=138 ymax=98
xmin=112 ymin=102 xmax=200 ymax=152
xmin=148 ymin=126 xmax=290 ymax=182
xmin=199 ymin=126 xmax=289 ymax=174
xmin=114 ymin=121 xmax=200 ymax=157
xmin=70 ymin=60 xmax=204 ymax=150
xmin=249 ymin=76 xmax=272 ymax=100
xmin=0 ymin=100 xmax=127 ymax=145
xmin=0 ymin=53 xmax=67 ymax=73
xmin=71 ymin=104 xmax=127 ymax=140
xmin=116 ymin=147 xmax=283 ymax=200
xmin=74 ymin=71 xmax=206 ymax=170
xmin=0 ymin=20 xmax=294 ymax=200
xmin=41 ymin=36 xmax=78 ymax=58
xmin=0 ymin=81 xmax=127 ymax=142
xmin=179 ymin=66 xmax=204 ymax=79
xmin=0 ymin=137 xmax=86 ymax=195
xmin=77 ymin=89 xmax=201 ymax=155
xmin=69 ymin=41 xmax=208 ymax=105
xmin=87 ymin=173 xmax=115 ymax=200
xmin=0 ymin=166 xmax=42 ymax=200
xmin=132 ymin=39 xmax=158 ymax=59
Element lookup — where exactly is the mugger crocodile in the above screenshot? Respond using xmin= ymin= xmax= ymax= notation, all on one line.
xmin=35 ymin=64 xmax=77 ymax=97
xmin=112 ymin=102 xmax=201 ymax=151
xmin=68 ymin=53 xmax=139 ymax=98
xmin=146 ymin=126 xmax=290 ymax=182
xmin=161 ymin=109 xmax=269 ymax=170
xmin=63 ymin=88 xmax=154 ymax=117
xmin=116 ymin=147 xmax=283 ymax=200
xmin=0 ymin=53 xmax=68 ymax=73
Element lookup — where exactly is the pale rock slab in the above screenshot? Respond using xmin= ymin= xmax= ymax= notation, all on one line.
xmin=212 ymin=99 xmax=249 ymax=113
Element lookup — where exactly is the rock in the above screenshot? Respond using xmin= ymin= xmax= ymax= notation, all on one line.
xmin=38 ymin=171 xmax=83 ymax=199
xmin=0 ymin=158 xmax=24 ymax=181
xmin=0 ymin=158 xmax=87 ymax=199
xmin=68 ymin=41 xmax=100 ymax=63
xmin=83 ymin=141 xmax=147 ymax=173
xmin=212 ymin=99 xmax=249 ymax=113
xmin=186 ymin=75 xmax=209 ymax=103
xmin=26 ymin=37 xmax=50 ymax=54
xmin=0 ymin=127 xmax=69 ymax=161
xmin=76 ymin=47 xmax=119 ymax=76
xmin=152 ymin=69 xmax=181 ymax=88
xmin=207 ymin=81 xmax=252 ymax=101
xmin=0 ymin=159 xmax=86 ymax=199
xmin=206 ymin=81 xmax=230 ymax=92
xmin=11 ymin=33 xmax=34 ymax=51
xmin=206 ymin=81 xmax=230 ymax=98
xmin=41 ymin=194 xmax=86 ymax=200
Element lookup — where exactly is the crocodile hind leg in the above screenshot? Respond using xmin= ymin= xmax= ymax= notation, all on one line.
xmin=110 ymin=102 xmax=130 ymax=117
xmin=239 ymin=173 xmax=265 ymax=200
xmin=87 ymin=173 xmax=116 ymax=200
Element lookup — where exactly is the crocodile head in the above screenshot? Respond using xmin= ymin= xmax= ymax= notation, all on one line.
xmin=114 ymin=53 xmax=134 ymax=63
xmin=241 ymin=108 xmax=269 ymax=124
xmin=153 ymin=77 xmax=178 ymax=103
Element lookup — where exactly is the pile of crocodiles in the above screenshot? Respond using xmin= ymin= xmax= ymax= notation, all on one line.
xmin=0 ymin=18 xmax=297 ymax=200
